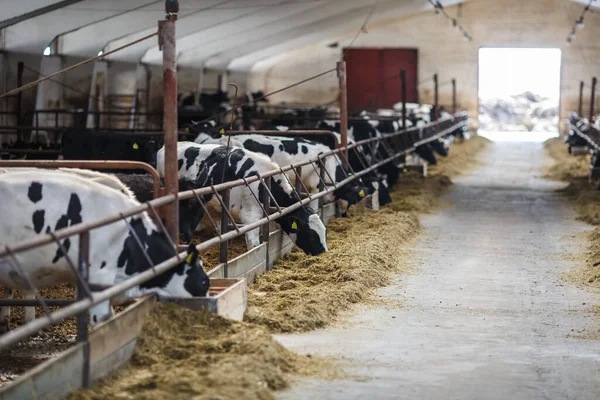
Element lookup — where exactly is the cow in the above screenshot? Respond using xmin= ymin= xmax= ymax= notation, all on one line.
xmin=0 ymin=168 xmax=203 ymax=241
xmin=0 ymin=170 xmax=210 ymax=333
xmin=317 ymin=119 xmax=403 ymax=187
xmin=187 ymin=124 xmax=369 ymax=216
xmin=156 ymin=143 xmax=327 ymax=255
xmin=61 ymin=129 xmax=162 ymax=169
xmin=261 ymin=122 xmax=392 ymax=207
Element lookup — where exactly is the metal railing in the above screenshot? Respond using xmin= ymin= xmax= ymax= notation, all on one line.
xmin=0 ymin=112 xmax=468 ymax=356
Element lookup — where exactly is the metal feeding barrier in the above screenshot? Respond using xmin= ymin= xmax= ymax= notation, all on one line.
xmin=566 ymin=112 xmax=600 ymax=183
xmin=0 ymin=112 xmax=468 ymax=356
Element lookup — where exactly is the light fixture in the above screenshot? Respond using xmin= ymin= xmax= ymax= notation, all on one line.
xmin=452 ymin=19 xmax=458 ymax=29
xmin=571 ymin=28 xmax=577 ymax=39
xmin=43 ymin=46 xmax=51 ymax=56
xmin=434 ymin=7 xmax=440 ymax=17
xmin=567 ymin=36 xmax=573 ymax=45
xmin=97 ymin=50 xmax=104 ymax=56
xmin=576 ymin=16 xmax=585 ymax=29
xmin=463 ymin=33 xmax=471 ymax=42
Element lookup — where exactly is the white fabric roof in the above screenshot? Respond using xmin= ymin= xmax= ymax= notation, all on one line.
xmin=0 ymin=0 xmax=588 ymax=72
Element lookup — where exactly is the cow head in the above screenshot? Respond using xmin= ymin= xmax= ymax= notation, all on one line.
xmin=179 ymin=244 xmax=211 ymax=297
xmin=182 ymin=120 xmax=223 ymax=141
xmin=376 ymin=176 xmax=393 ymax=205
xmin=415 ymin=144 xmax=437 ymax=165
xmin=333 ymin=182 xmax=370 ymax=217
xmin=125 ymin=220 xmax=210 ymax=299
xmin=278 ymin=207 xmax=327 ymax=256
xmin=429 ymin=139 xmax=448 ymax=157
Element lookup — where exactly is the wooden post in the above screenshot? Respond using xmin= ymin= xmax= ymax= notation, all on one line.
xmin=160 ymin=1 xmax=179 ymax=244
xmin=401 ymin=70 xmax=407 ymax=130
xmin=337 ymin=61 xmax=348 ymax=170
xmin=433 ymin=73 xmax=439 ymax=121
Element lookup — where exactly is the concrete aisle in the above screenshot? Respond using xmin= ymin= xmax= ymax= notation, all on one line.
xmin=276 ymin=141 xmax=600 ymax=400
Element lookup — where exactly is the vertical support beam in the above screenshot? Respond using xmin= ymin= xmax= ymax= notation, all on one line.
xmin=159 ymin=2 xmax=179 ymax=245
xmin=590 ymin=77 xmax=597 ymax=122
xmin=433 ymin=73 xmax=439 ymax=121
xmin=337 ymin=61 xmax=348 ymax=171
xmin=452 ymin=78 xmax=457 ymax=114
xmin=579 ymin=80 xmax=584 ymax=116
xmin=219 ymin=188 xmax=230 ymax=278
xmin=77 ymin=231 xmax=90 ymax=389
xmin=400 ymin=70 xmax=407 ymax=130
xmin=261 ymin=178 xmax=271 ymax=271
xmin=16 ymin=62 xmax=24 ymax=141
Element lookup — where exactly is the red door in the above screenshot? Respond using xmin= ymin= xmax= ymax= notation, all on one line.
xmin=344 ymin=48 xmax=418 ymax=110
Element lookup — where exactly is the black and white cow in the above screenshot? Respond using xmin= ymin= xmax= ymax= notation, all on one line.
xmin=188 ymin=125 xmax=369 ymax=216
xmin=0 ymin=170 xmax=209 ymax=332
xmin=156 ymin=143 xmax=327 ymax=255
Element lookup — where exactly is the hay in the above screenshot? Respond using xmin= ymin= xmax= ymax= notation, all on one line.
xmin=244 ymin=175 xmax=451 ymax=333
xmin=244 ymin=134 xmax=488 ymax=334
xmin=71 ymin=303 xmax=333 ymax=400
xmin=428 ymin=135 xmax=491 ymax=178
xmin=545 ymin=139 xmax=600 ymax=294
xmin=192 ymin=231 xmax=248 ymax=272
xmin=543 ymin=138 xmax=589 ymax=181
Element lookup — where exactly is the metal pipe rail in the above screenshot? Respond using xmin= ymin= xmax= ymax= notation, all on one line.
xmin=0 ymin=113 xmax=468 ymax=351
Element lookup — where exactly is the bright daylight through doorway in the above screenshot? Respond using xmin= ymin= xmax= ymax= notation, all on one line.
xmin=478 ymin=48 xmax=561 ymax=142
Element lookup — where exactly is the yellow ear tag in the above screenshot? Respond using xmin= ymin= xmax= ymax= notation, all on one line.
xmin=291 ymin=221 xmax=298 ymax=230
xmin=38 ymin=146 xmax=43 ymax=151
xmin=359 ymin=189 xmax=365 ymax=197
xmin=219 ymin=128 xmax=225 ymax=135
xmin=133 ymin=142 xmax=139 ymax=150
xmin=185 ymin=253 xmax=194 ymax=264
xmin=184 ymin=127 xmax=190 ymax=133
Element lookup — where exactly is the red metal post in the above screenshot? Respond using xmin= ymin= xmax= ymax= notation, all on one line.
xmin=337 ymin=61 xmax=348 ymax=170
xmin=579 ymin=81 xmax=584 ymax=116
xmin=590 ymin=77 xmax=597 ymax=122
xmin=160 ymin=2 xmax=179 ymax=244
xmin=433 ymin=73 xmax=439 ymax=121
xmin=452 ymin=78 xmax=457 ymax=114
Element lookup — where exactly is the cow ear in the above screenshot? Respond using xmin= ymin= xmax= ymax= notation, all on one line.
xmin=185 ymin=244 xmax=199 ymax=265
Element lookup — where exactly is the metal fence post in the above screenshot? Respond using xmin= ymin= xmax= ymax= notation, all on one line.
xmin=17 ymin=61 xmax=24 ymax=141
xmin=77 ymin=231 xmax=90 ymax=389
xmin=219 ymin=188 xmax=230 ymax=277
xmin=337 ymin=61 xmax=349 ymax=171
xmin=261 ymin=178 xmax=271 ymax=270
xmin=590 ymin=77 xmax=597 ymax=122
xmin=401 ymin=70 xmax=407 ymax=130
xmin=160 ymin=1 xmax=179 ymax=245
xmin=579 ymin=80 xmax=584 ymax=116
xmin=433 ymin=73 xmax=439 ymax=121
xmin=452 ymin=78 xmax=457 ymax=114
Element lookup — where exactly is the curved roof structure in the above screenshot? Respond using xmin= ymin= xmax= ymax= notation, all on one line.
xmin=0 ymin=0 xmax=591 ymax=72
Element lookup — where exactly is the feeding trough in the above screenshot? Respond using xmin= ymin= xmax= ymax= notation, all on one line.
xmin=162 ymin=278 xmax=247 ymax=321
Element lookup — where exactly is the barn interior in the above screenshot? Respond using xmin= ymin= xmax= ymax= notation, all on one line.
xmin=0 ymin=1 xmax=600 ymax=399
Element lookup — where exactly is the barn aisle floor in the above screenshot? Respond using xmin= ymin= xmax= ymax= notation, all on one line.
xmin=275 ymin=141 xmax=600 ymax=400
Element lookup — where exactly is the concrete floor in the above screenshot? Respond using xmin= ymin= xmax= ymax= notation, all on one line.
xmin=276 ymin=141 xmax=600 ymax=400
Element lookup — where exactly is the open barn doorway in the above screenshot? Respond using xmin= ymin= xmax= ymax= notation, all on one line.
xmin=478 ymin=48 xmax=561 ymax=142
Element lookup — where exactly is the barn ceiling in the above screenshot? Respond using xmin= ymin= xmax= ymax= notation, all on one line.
xmin=0 ymin=0 xmax=593 ymax=72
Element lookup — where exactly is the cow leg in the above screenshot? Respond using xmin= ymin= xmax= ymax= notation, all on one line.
xmin=0 ymin=288 xmax=13 ymax=333
xmin=240 ymin=205 xmax=263 ymax=250
xmin=23 ymin=290 xmax=36 ymax=324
